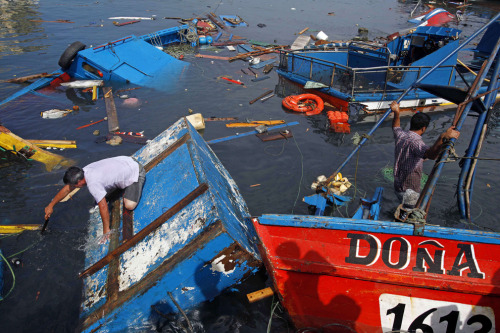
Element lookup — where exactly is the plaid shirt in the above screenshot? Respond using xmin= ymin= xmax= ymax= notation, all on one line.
xmin=393 ymin=127 xmax=429 ymax=193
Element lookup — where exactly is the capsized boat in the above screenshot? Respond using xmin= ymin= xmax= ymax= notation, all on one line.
xmin=0 ymin=22 xmax=198 ymax=106
xmin=277 ymin=20 xmax=500 ymax=117
xmin=253 ymin=14 xmax=500 ymax=333
xmin=78 ymin=118 xmax=261 ymax=332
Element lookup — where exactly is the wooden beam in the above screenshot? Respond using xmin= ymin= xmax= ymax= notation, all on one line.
xmin=79 ymin=183 xmax=209 ymax=279
xmin=103 ymin=87 xmax=119 ymax=132
xmin=144 ymin=133 xmax=189 ymax=172
xmin=27 ymin=139 xmax=77 ymax=149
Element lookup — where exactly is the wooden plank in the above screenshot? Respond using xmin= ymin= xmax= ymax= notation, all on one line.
xmin=144 ymin=133 xmax=189 ymax=172
xmin=103 ymin=87 xmax=119 ymax=132
xmin=228 ymin=46 xmax=284 ymax=62
xmin=60 ymin=188 xmax=79 ymax=202
xmin=226 ymin=120 xmax=285 ymax=128
xmin=79 ymin=183 xmax=209 ymax=279
xmin=106 ymin=199 xmax=122 ymax=302
xmin=122 ymin=208 xmax=134 ymax=241
xmin=27 ymin=139 xmax=77 ymax=149
xmin=3 ymin=72 xmax=56 ymax=83
xmin=195 ymin=54 xmax=230 ymax=61
xmin=249 ymin=89 xmax=274 ymax=104
xmin=247 ymin=287 xmax=274 ymax=303
xmin=80 ymin=220 xmax=227 ymax=329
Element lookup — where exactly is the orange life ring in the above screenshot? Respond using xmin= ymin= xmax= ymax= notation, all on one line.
xmin=282 ymin=94 xmax=324 ymax=116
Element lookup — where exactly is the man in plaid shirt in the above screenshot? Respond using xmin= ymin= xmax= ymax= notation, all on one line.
xmin=391 ymin=101 xmax=460 ymax=208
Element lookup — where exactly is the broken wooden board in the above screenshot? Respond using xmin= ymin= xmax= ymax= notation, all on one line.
xmin=226 ymin=120 xmax=285 ymax=128
xmin=195 ymin=54 xmax=231 ymax=61
xmin=291 ymin=35 xmax=311 ymax=50
xmin=103 ymin=87 xmax=119 ymax=132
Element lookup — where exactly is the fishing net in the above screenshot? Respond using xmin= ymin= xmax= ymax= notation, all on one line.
xmin=381 ymin=165 xmax=428 ymax=188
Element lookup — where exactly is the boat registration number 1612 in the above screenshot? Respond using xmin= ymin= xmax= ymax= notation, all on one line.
xmin=379 ymin=294 xmax=496 ymax=333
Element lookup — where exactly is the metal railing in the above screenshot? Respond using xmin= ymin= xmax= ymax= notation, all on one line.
xmin=278 ymin=50 xmax=456 ymax=98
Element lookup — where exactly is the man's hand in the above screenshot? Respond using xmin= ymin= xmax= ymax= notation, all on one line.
xmin=390 ymin=101 xmax=400 ymax=114
xmin=444 ymin=126 xmax=460 ymax=140
xmin=44 ymin=205 xmax=53 ymax=220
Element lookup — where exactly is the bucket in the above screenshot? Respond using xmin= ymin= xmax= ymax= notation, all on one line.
xmin=186 ymin=113 xmax=205 ymax=130
xmin=316 ymin=31 xmax=328 ymax=41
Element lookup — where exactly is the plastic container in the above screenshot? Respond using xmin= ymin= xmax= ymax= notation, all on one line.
xmin=186 ymin=113 xmax=205 ymax=130
xmin=316 ymin=31 xmax=328 ymax=40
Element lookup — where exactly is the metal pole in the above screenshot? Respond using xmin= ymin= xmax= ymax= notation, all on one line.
xmin=326 ymin=12 xmax=500 ymax=184
xmin=418 ymin=35 xmax=500 ymax=212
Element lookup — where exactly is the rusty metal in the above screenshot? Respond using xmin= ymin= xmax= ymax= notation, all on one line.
xmin=79 ymin=183 xmax=209 ymax=279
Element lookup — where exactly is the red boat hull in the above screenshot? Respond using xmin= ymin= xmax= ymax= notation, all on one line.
xmin=252 ymin=215 xmax=500 ymax=333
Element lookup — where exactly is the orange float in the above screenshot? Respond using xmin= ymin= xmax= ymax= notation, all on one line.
xmin=282 ymin=94 xmax=324 ymax=116
xmin=327 ymin=110 xmax=350 ymax=133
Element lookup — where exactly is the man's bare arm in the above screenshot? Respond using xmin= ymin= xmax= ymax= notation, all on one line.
xmin=391 ymin=101 xmax=401 ymax=128
xmin=45 ymin=185 xmax=72 ymax=219
xmin=97 ymin=198 xmax=110 ymax=234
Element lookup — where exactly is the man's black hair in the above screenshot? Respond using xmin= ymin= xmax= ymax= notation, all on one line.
xmin=63 ymin=166 xmax=84 ymax=185
xmin=410 ymin=112 xmax=431 ymax=131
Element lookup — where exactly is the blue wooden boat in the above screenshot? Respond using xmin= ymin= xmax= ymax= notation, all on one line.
xmin=0 ymin=23 xmax=198 ymax=106
xmin=277 ymin=22 xmax=499 ymax=116
xmin=252 ymin=14 xmax=500 ymax=332
xmin=78 ymin=118 xmax=261 ymax=332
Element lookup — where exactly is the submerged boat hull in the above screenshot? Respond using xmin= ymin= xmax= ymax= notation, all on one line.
xmin=79 ymin=118 xmax=261 ymax=332
xmin=252 ymin=214 xmax=500 ymax=333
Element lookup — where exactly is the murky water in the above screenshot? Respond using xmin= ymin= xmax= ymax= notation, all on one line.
xmin=0 ymin=0 xmax=499 ymax=332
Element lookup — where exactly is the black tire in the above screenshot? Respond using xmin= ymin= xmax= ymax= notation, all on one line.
xmin=58 ymin=41 xmax=86 ymax=70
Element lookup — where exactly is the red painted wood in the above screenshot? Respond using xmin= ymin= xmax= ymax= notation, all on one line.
xmin=252 ymin=218 xmax=500 ymax=332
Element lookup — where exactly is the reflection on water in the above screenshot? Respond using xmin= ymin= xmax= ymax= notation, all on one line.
xmin=0 ymin=0 xmax=47 ymax=58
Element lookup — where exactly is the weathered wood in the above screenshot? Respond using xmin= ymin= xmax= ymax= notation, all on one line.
xmin=207 ymin=12 xmax=228 ymax=31
xmin=122 ymin=209 xmax=134 ymax=241
xmin=3 ymin=72 xmax=56 ymax=84
xmin=204 ymin=117 xmax=238 ymax=122
xmin=27 ymin=139 xmax=77 ymax=149
xmin=80 ymin=219 xmax=226 ymax=330
xmin=106 ymin=199 xmax=122 ymax=302
xmin=103 ymin=87 xmax=119 ymax=132
xmin=247 ymin=287 xmax=274 ymax=303
xmin=144 ymin=133 xmax=190 ymax=172
xmin=79 ymin=183 xmax=209 ymax=279
xmin=60 ymin=188 xmax=80 ymax=202
xmin=195 ymin=54 xmax=231 ymax=61
xmin=228 ymin=46 xmax=284 ymax=62
xmin=226 ymin=120 xmax=285 ymax=128
xmin=249 ymin=89 xmax=274 ymax=104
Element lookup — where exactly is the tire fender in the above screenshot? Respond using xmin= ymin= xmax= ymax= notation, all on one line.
xmin=58 ymin=41 xmax=86 ymax=70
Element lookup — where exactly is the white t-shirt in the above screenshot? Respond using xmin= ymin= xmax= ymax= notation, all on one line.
xmin=83 ymin=156 xmax=139 ymax=203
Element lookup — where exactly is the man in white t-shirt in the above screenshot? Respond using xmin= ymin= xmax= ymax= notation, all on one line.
xmin=45 ymin=156 xmax=146 ymax=238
